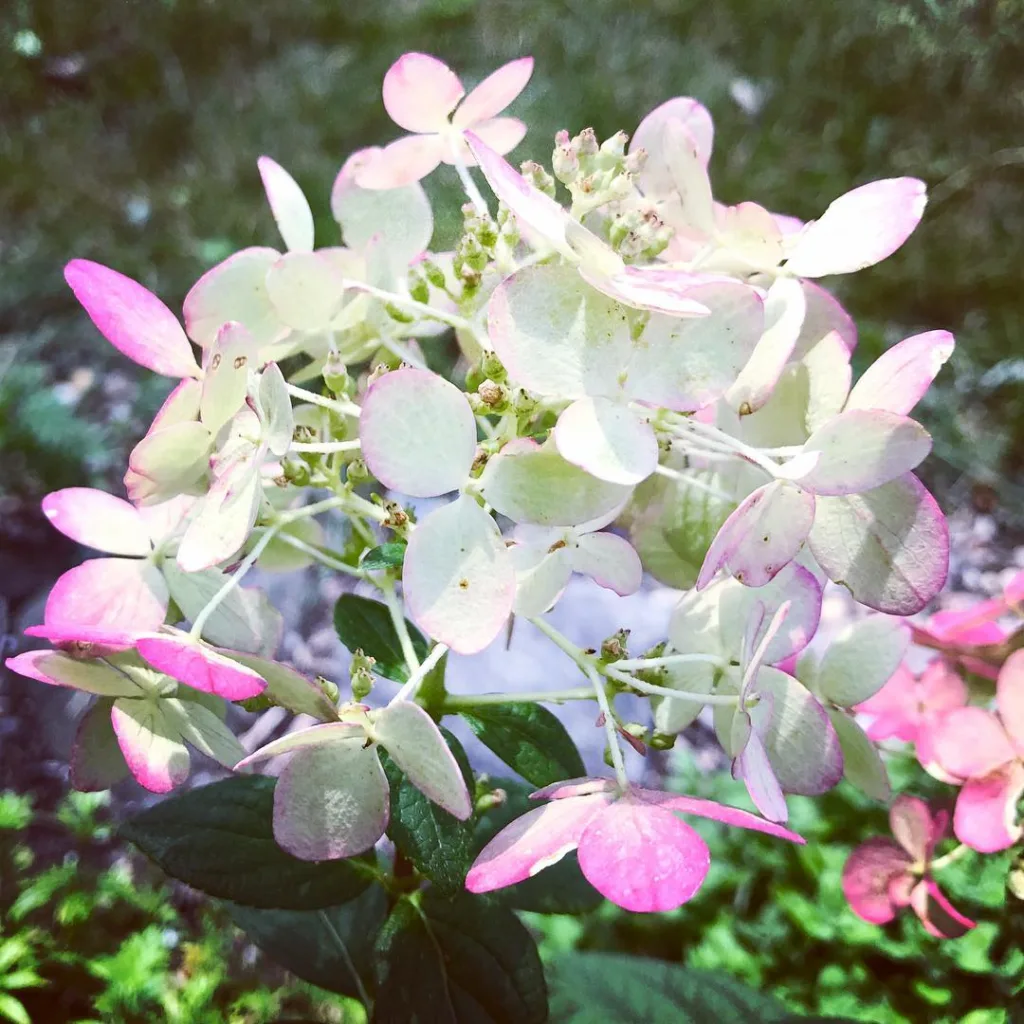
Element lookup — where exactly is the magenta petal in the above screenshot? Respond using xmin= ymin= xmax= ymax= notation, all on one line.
xmin=466 ymin=794 xmax=608 ymax=894
xmin=42 ymin=488 xmax=151 ymax=556
xmin=641 ymin=790 xmax=805 ymax=844
xmin=136 ymin=635 xmax=266 ymax=701
xmin=65 ymin=260 xmax=199 ymax=379
xmin=910 ymin=879 xmax=976 ymax=939
xmin=23 ymin=623 xmax=140 ymax=653
xmin=997 ymin=650 xmax=1024 ymax=754
xmin=45 ymin=558 xmax=169 ymax=634
xmin=576 ymin=798 xmax=711 ymax=913
xmin=530 ymin=777 xmax=617 ymax=801
xmin=953 ymin=763 xmax=1024 ymax=853
xmin=931 ymin=707 xmax=1015 ymax=780
xmin=842 ymin=837 xmax=913 ymax=924
xmin=888 ymin=794 xmax=935 ymax=862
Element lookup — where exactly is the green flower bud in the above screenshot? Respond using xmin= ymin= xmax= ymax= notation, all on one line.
xmin=385 ymin=302 xmax=416 ymax=324
xmin=421 ymin=258 xmax=448 ymax=290
xmin=480 ymin=350 xmax=508 ymax=383
xmin=322 ymin=353 xmax=349 ymax=396
xmin=601 ymin=628 xmax=631 ymax=662
xmin=316 ymin=676 xmax=340 ymax=704
xmin=281 ymin=457 xmax=312 ymax=487
xmin=477 ymin=378 xmax=511 ymax=412
xmin=520 ymin=160 xmax=557 ymax=198
xmin=649 ymin=731 xmax=678 ymax=751
xmin=345 ymin=458 xmax=371 ymax=486
xmin=573 ymin=127 xmax=599 ymax=158
xmin=408 ymin=272 xmax=430 ymax=305
xmin=350 ymin=650 xmax=376 ymax=702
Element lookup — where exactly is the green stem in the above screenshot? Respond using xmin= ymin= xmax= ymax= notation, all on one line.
xmin=612 ymin=653 xmax=724 ymax=671
xmin=268 ymin=532 xmax=369 ymax=581
xmin=930 ymin=843 xmax=972 ymax=872
xmin=291 ymin=439 xmax=361 ymax=454
xmin=284 ymin=381 xmax=361 ymax=419
xmin=318 ymin=909 xmax=372 ymax=1011
xmin=390 ymin=644 xmax=449 ymax=705
xmin=381 ymin=578 xmax=420 ymax=676
xmin=443 ymin=687 xmax=596 ymax=709
xmin=341 ymin=279 xmax=477 ymax=336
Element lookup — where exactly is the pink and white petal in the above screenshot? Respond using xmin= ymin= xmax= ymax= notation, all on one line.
xmin=258 ymin=362 xmax=295 ymax=459
xmin=784 ymin=178 xmax=928 ymax=278
xmin=916 ymin=722 xmax=962 ymax=784
xmin=149 ymin=378 xmax=203 ymax=435
xmin=265 ymin=251 xmax=346 ymax=332
xmin=126 ymin=421 xmax=212 ymax=506
xmin=846 ymin=331 xmax=955 ymax=416
xmin=512 ymin=546 xmax=574 ymax=618
xmin=5 ymin=650 xmax=139 ymax=697
xmin=466 ymin=133 xmax=572 ymax=255
xmin=466 ymin=794 xmax=609 ymax=894
xmin=136 ymin=635 xmax=266 ymax=701
xmin=403 ymin=495 xmax=516 ymax=655
xmin=931 ymin=707 xmax=1016 ymax=780
xmin=856 ymin=663 xmax=917 ymax=720
xmin=274 ymin=744 xmax=390 ymax=860
xmin=199 ymin=321 xmax=258 ymax=437
xmin=926 ymin=605 xmax=1005 ymax=646
xmin=373 ymin=701 xmax=472 ymax=819
xmin=217 ymin=650 xmax=339 ymax=722
xmin=910 ymin=879 xmax=976 ymax=939
xmin=996 ymin=649 xmax=1024 ymax=755
xmin=582 ymin=264 xmax=711 ymax=317
xmin=136 ymin=494 xmax=196 ymax=548
xmin=453 ymin=57 xmax=533 ymax=128
xmin=662 ymin=119 xmax=716 ymax=236
xmin=162 ymin=696 xmax=245 ymax=769
xmin=803 ymin=329 xmax=853 ymax=434
xmin=353 ymin=134 xmax=446 ymax=190
xmin=45 ymin=558 xmax=169 ymax=634
xmin=554 ymin=397 xmax=658 ymax=486
xmin=808 ymin=473 xmax=948 ymax=615
xmin=175 ymin=465 xmax=261 ymax=573
xmin=359 ymin=368 xmax=476 ymax=497
xmin=64 ymin=259 xmax=199 ymax=379
xmin=641 ymin=790 xmax=804 ymax=842
xmin=183 ymin=247 xmax=287 ymax=350
xmin=697 ymin=480 xmax=814 ymax=590
xmin=817 ymin=617 xmax=910 ymax=708
xmin=799 ymin=410 xmax=932 ymax=496
xmin=889 ymin=794 xmax=935 ymax=862
xmin=235 ymin=722 xmax=364 ymax=770
xmin=791 ymin=281 xmax=857 ymax=360
xmin=258 ymin=156 xmax=314 ymax=253
xmin=632 ymin=97 xmax=714 ymax=199
xmin=953 ymin=763 xmax=1024 ymax=853
xmin=70 ymin=700 xmax=129 ymax=791
xmin=919 ymin=660 xmax=969 ymax=713
xmin=726 ymin=277 xmax=806 ymax=415
xmin=111 ymin=697 xmax=191 ymax=793
xmin=42 ymin=488 xmax=151 ymax=556
xmin=446 ymin=118 xmax=527 ymax=164
xmin=736 ymin=728 xmax=789 ymax=822
xmin=577 ymin=798 xmax=711 ymax=913
xmin=383 ymin=52 xmax=464 ymax=133
xmin=841 ymin=837 xmax=912 ymax=924
xmin=23 ymin=623 xmax=139 ymax=653
xmin=570 ymin=531 xmax=643 ymax=596
xmin=531 ymin=777 xmax=618 ymax=801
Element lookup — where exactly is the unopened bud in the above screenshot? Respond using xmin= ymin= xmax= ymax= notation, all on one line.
xmin=600 ymin=130 xmax=629 ymax=160
xmin=475 ymin=787 xmax=508 ymax=814
xmin=420 ymin=258 xmax=447 ymax=290
xmin=323 ymin=353 xmax=349 ymax=396
xmin=367 ymin=362 xmax=390 ymax=386
xmin=385 ymin=302 xmax=415 ymax=324
xmin=345 ymin=458 xmax=371 ymax=486
xmin=601 ymin=628 xmax=631 ymax=662
xmin=316 ymin=676 xmax=340 ymax=704
xmin=574 ymin=127 xmax=599 ymax=157
xmin=619 ymin=722 xmax=648 ymax=755
xmin=480 ymin=350 xmax=508 ymax=383
xmin=513 ymin=387 xmax=538 ymax=419
xmin=383 ymin=500 xmax=410 ymax=531
xmin=239 ymin=694 xmax=275 ymax=713
xmin=520 ymin=160 xmax=556 ymax=198
xmin=350 ymin=650 xmax=376 ymax=701
xmin=477 ymin=378 xmax=510 ymax=411
xmin=607 ymin=172 xmax=634 ymax=201
xmin=552 ymin=142 xmax=579 ymax=184
xmin=649 ymin=731 xmax=677 ymax=751
xmin=281 ymin=457 xmax=312 ymax=487
xmin=624 ymin=147 xmax=648 ymax=175
xmin=407 ymin=272 xmax=430 ymax=305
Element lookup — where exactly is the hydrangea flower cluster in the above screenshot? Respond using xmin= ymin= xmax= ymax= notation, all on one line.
xmin=12 ymin=51 xmax=1005 ymax=933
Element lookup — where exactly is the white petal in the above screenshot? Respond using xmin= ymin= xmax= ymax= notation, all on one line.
xmin=258 ymin=156 xmax=315 ymax=253
xmin=571 ymin=532 xmax=643 ymax=595
xmin=554 ymin=397 xmax=659 ymax=486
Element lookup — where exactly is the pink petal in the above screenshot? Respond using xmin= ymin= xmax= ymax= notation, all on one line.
xmin=70 ymin=700 xmax=129 ymax=791
xmin=383 ymin=52 xmax=464 ymax=133
xmin=792 ymin=281 xmax=857 ymax=359
xmin=910 ymin=879 xmax=976 ymax=939
xmin=453 ymin=57 xmax=533 ymax=128
xmin=631 ymin=97 xmax=714 ymax=200
xmin=5 ymin=650 xmax=138 ymax=695
xmin=918 ymin=660 xmax=969 ymax=712
xmin=531 ymin=777 xmax=617 ymax=801
xmin=45 ymin=558 xmax=169 ymax=634
xmin=842 ymin=837 xmax=912 ymax=924
xmin=784 ymin=178 xmax=928 ymax=278
xmin=354 ymin=133 xmax=445 ymax=190
xmin=889 ymin=794 xmax=935 ymax=862
xmin=925 ymin=604 xmax=1006 ymax=645
xmin=23 ymin=623 xmax=140 ymax=654
xmin=466 ymin=793 xmax=609 ymax=894
xmin=554 ymin=397 xmax=659 ymax=486
xmin=136 ymin=635 xmax=266 ymax=701
xmin=64 ymin=260 xmax=199 ymax=379
xmin=735 ymin=727 xmax=789 ymax=822
xmin=581 ymin=264 xmax=712 ymax=317
xmin=997 ymin=650 xmax=1024 ymax=754
xmin=953 ymin=762 xmax=1024 ymax=853
xmin=931 ymin=707 xmax=1015 ymax=780
xmin=1005 ymin=569 xmax=1024 ymax=606
xmin=111 ymin=697 xmax=191 ymax=793
xmin=257 ymin=156 xmax=314 ymax=252
xmin=42 ymin=488 xmax=151 ymax=556
xmin=446 ymin=117 xmax=527 ymax=164
xmin=571 ymin=532 xmax=643 ymax=596
xmin=846 ymin=331 xmax=955 ymax=416
xmin=577 ymin=797 xmax=711 ymax=912
xmin=641 ymin=790 xmax=805 ymax=842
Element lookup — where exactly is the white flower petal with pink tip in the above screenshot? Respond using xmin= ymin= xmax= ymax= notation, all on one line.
xmin=845 ymin=330 xmax=954 ymax=416
xmin=403 ymin=495 xmax=515 ymax=655
xmin=274 ymin=744 xmax=390 ymax=860
xmin=45 ymin=558 xmax=169 ymax=634
xmin=137 ymin=495 xmax=195 ymax=549
xmin=164 ymin=696 xmax=245 ymax=769
xmin=662 ymin=118 xmax=716 ymax=236
xmin=467 ymin=794 xmax=611 ymax=895
xmin=354 ymin=134 xmax=447 ymax=190
xmin=200 ymin=322 xmax=257 ymax=437
xmin=570 ymin=532 xmax=643 ymax=596
xmin=383 ymin=52 xmax=465 ymax=133
xmin=577 ymin=797 xmax=711 ymax=913
xmin=631 ymin=97 xmax=714 ymax=200
xmin=697 ymin=480 xmax=815 ymax=590
xmin=452 ymin=57 xmax=533 ymax=128
xmin=6 ymin=650 xmax=140 ymax=696
xmin=933 ymin=707 xmax=1015 ymax=780
xmin=111 ymin=697 xmax=191 ymax=793
xmin=373 ymin=702 xmax=472 ymax=819
xmin=446 ymin=117 xmax=527 ymax=165
xmin=359 ymin=368 xmax=476 ymax=497
xmin=42 ymin=488 xmax=152 ymax=557
xmin=235 ymin=723 xmax=364 ymax=770
xmin=578 ymin=264 xmax=711 ymax=318
xmin=183 ymin=247 xmax=287 ymax=350
xmin=802 ymin=329 xmax=853 ymax=433
xmin=641 ymin=790 xmax=804 ymax=842
xmin=65 ymin=260 xmax=200 ymax=379
xmin=71 ymin=700 xmax=129 ymax=791
xmin=784 ymin=178 xmax=927 ymax=278
xmin=735 ymin=727 xmax=788 ymax=823
xmin=264 ymin=251 xmax=346 ymax=331
xmin=258 ymin=156 xmax=314 ymax=253
xmin=798 ymin=409 xmax=932 ymax=495
xmin=792 ymin=281 xmax=857 ymax=359
xmin=126 ymin=421 xmax=212 ymax=506
xmin=554 ymin=397 xmax=659 ymax=486
xmin=816 ymin=617 xmax=910 ymax=708
xmin=136 ymin=635 xmax=266 ymax=701
xmin=511 ymin=542 xmax=574 ymax=617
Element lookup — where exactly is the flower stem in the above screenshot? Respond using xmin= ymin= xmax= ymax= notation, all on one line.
xmin=290 ymin=439 xmax=361 ymax=454
xmin=588 ymin=663 xmax=628 ymax=787
xmin=340 ymin=279 xmax=477 ymax=336
xmin=614 ymin=672 xmax=741 ymax=706
xmin=390 ymin=643 xmax=449 ymax=704
xmin=442 ymin=687 xmax=596 ymax=709
xmin=931 ymin=843 xmax=972 ymax=872
xmin=381 ymin=578 xmax=420 ymax=677
xmin=284 ymin=382 xmax=361 ymax=419
xmin=611 ymin=653 xmax=724 ymax=671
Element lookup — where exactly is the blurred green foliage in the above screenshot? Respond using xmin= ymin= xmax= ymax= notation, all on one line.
xmin=1 ymin=0 xmax=1023 ymax=507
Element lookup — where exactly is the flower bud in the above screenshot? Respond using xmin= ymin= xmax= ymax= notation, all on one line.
xmin=420 ymin=258 xmax=448 ymax=291
xmin=601 ymin=628 xmax=631 ymax=662
xmin=316 ymin=676 xmax=340 ymax=704
xmin=480 ymin=350 xmax=508 ymax=383
xmin=407 ymin=271 xmax=430 ymax=305
xmin=573 ymin=127 xmax=599 ymax=157
xmin=477 ymin=378 xmax=511 ymax=411
xmin=281 ymin=457 xmax=312 ymax=487
xmin=385 ymin=302 xmax=416 ymax=324
xmin=475 ymin=787 xmax=508 ymax=814
xmin=350 ymin=650 xmax=376 ymax=701
xmin=323 ymin=352 xmax=349 ymax=396
xmin=239 ymin=694 xmax=275 ymax=713
xmin=552 ymin=142 xmax=580 ymax=184
xmin=600 ymin=130 xmax=629 ymax=161
xmin=345 ymin=458 xmax=371 ymax=486
xmin=619 ymin=722 xmax=648 ymax=755
xmin=520 ymin=160 xmax=556 ymax=198
xmin=649 ymin=731 xmax=677 ymax=751
xmin=624 ymin=147 xmax=648 ymax=176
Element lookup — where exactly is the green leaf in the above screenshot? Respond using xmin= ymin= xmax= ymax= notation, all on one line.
xmin=380 ymin=729 xmax=475 ymax=893
xmin=333 ymin=593 xmax=427 ymax=682
xmin=546 ymin=953 xmax=790 ymax=1023
xmin=120 ymin=776 xmax=373 ymax=909
xmin=474 ymin=778 xmax=601 ymax=915
xmin=227 ymin=883 xmax=387 ymax=998
xmin=0 ymin=993 xmax=31 ymax=1024
xmin=374 ymin=891 xmax=547 ymax=1024
xmin=360 ymin=543 xmax=406 ymax=571
xmin=458 ymin=702 xmax=585 ymax=787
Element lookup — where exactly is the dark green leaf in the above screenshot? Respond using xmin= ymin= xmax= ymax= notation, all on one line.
xmin=458 ymin=702 xmax=585 ymax=787
xmin=374 ymin=891 xmax=547 ymax=1024
xmin=546 ymin=953 xmax=790 ymax=1023
xmin=227 ymin=883 xmax=387 ymax=998
xmin=333 ymin=593 xmax=427 ymax=682
xmin=474 ymin=778 xmax=600 ymax=915
xmin=360 ymin=543 xmax=406 ymax=571
xmin=121 ymin=776 xmax=373 ymax=909
xmin=380 ymin=729 xmax=475 ymax=893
